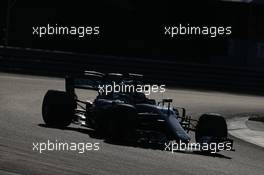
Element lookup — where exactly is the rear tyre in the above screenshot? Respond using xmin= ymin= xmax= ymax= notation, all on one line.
xmin=195 ymin=113 xmax=227 ymax=142
xmin=42 ymin=90 xmax=75 ymax=128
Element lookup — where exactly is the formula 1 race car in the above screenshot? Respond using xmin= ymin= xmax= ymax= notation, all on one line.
xmin=42 ymin=71 xmax=234 ymax=152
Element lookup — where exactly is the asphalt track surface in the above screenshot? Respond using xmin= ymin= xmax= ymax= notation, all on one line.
xmin=0 ymin=73 xmax=264 ymax=175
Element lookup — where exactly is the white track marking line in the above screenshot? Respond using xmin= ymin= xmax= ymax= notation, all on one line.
xmin=228 ymin=117 xmax=264 ymax=148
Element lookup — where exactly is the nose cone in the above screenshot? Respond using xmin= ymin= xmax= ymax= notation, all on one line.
xmin=166 ymin=114 xmax=190 ymax=143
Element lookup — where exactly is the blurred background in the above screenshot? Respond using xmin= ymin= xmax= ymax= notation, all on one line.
xmin=1 ymin=1 xmax=264 ymax=94
xmin=1 ymin=0 xmax=264 ymax=67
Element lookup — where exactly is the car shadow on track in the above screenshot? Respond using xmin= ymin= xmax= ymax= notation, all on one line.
xmin=104 ymin=140 xmax=232 ymax=160
xmin=38 ymin=123 xmax=101 ymax=138
xmin=184 ymin=151 xmax=232 ymax=159
xmin=38 ymin=123 xmax=232 ymax=159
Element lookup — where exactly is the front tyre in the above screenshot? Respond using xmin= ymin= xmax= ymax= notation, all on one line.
xmin=42 ymin=90 xmax=75 ymax=128
xmin=195 ymin=113 xmax=227 ymax=142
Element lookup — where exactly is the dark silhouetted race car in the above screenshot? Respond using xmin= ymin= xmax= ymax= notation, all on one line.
xmin=42 ymin=71 xmax=234 ymax=152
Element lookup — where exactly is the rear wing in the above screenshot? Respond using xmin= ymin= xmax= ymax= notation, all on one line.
xmin=65 ymin=71 xmax=144 ymax=95
xmin=65 ymin=71 xmax=104 ymax=97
